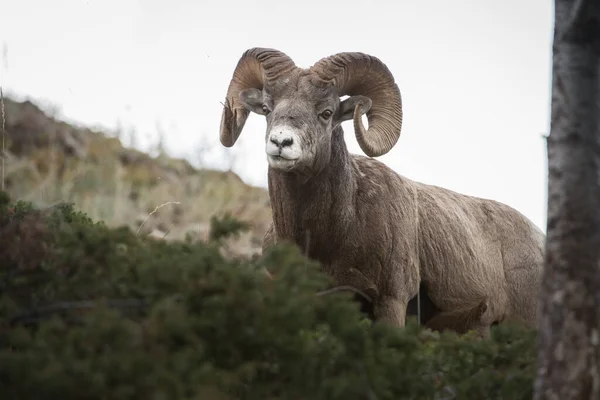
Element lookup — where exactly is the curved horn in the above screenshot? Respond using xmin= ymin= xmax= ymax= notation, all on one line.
xmin=309 ymin=53 xmax=403 ymax=157
xmin=220 ymin=48 xmax=296 ymax=147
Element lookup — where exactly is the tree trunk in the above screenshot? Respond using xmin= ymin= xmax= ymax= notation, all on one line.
xmin=534 ymin=1 xmax=600 ymax=399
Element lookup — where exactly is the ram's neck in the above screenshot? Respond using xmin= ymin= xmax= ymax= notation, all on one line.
xmin=267 ymin=126 xmax=357 ymax=263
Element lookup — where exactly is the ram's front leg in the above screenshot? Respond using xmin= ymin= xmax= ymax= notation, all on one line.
xmin=373 ymin=296 xmax=410 ymax=327
xmin=373 ymin=271 xmax=419 ymax=327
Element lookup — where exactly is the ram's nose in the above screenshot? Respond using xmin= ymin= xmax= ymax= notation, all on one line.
xmin=269 ymin=136 xmax=294 ymax=149
xmin=266 ymin=125 xmax=302 ymax=160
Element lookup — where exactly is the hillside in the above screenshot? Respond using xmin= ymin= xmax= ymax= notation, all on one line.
xmin=0 ymin=95 xmax=272 ymax=257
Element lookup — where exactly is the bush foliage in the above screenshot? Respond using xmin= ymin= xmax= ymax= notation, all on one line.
xmin=0 ymin=191 xmax=537 ymax=399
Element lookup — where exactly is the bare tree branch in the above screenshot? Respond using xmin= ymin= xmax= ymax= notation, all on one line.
xmin=316 ymin=285 xmax=373 ymax=303
xmin=7 ymin=285 xmax=373 ymax=328
xmin=8 ymin=298 xmax=151 ymax=326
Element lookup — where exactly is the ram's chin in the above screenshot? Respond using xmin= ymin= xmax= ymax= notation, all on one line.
xmin=267 ymin=155 xmax=298 ymax=171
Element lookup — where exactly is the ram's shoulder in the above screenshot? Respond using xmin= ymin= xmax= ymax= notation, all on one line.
xmin=351 ymin=154 xmax=408 ymax=181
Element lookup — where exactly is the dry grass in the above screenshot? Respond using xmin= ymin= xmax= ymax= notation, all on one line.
xmin=1 ymin=95 xmax=272 ymax=258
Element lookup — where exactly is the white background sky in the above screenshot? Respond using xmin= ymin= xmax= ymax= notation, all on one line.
xmin=1 ymin=0 xmax=553 ymax=230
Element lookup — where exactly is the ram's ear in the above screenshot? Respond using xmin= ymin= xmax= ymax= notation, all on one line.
xmin=336 ymin=95 xmax=372 ymax=123
xmin=240 ymin=88 xmax=268 ymax=115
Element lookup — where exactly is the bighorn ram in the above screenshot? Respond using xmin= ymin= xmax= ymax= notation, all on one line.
xmin=219 ymin=48 xmax=545 ymax=333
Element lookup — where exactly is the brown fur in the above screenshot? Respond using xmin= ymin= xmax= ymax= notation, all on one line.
xmin=263 ymin=132 xmax=545 ymax=329
xmin=221 ymin=49 xmax=545 ymax=333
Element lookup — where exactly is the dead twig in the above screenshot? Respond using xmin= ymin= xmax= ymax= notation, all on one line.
xmin=136 ymin=201 xmax=181 ymax=235
xmin=9 ymin=298 xmax=148 ymax=326
xmin=316 ymin=285 xmax=373 ymax=303
xmin=8 ymin=285 xmax=372 ymax=328
xmin=7 ymin=295 xmax=185 ymax=326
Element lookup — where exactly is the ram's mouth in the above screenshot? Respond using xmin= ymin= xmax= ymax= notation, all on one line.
xmin=269 ymin=154 xmax=296 ymax=161
xmin=267 ymin=154 xmax=298 ymax=170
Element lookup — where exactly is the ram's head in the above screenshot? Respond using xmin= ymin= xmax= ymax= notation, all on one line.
xmin=219 ymin=48 xmax=403 ymax=175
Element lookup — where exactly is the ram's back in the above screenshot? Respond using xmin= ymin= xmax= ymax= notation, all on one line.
xmin=352 ymin=154 xmax=544 ymax=310
xmin=412 ymin=177 xmax=544 ymax=307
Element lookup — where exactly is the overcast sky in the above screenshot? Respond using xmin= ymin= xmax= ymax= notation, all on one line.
xmin=1 ymin=0 xmax=553 ymax=230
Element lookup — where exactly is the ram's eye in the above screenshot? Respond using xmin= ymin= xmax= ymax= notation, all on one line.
xmin=262 ymin=105 xmax=271 ymax=114
xmin=320 ymin=109 xmax=333 ymax=120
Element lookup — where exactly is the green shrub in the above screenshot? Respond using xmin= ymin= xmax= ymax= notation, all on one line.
xmin=0 ymin=191 xmax=537 ymax=399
